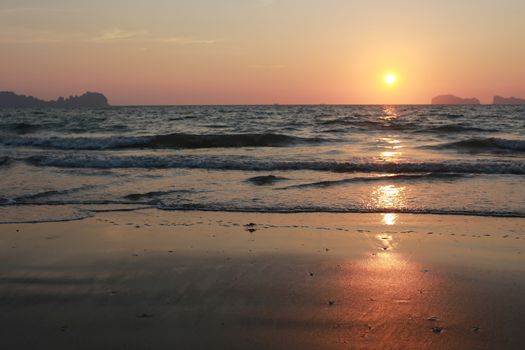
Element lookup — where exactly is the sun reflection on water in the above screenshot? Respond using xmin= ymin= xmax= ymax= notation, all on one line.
xmin=380 ymin=151 xmax=401 ymax=159
xmin=378 ymin=137 xmax=403 ymax=162
xmin=381 ymin=106 xmax=398 ymax=121
xmin=374 ymin=185 xmax=406 ymax=208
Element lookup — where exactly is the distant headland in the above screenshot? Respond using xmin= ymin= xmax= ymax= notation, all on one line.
xmin=493 ymin=96 xmax=525 ymax=105
xmin=432 ymin=94 xmax=525 ymax=105
xmin=0 ymin=91 xmax=110 ymax=108
xmin=431 ymin=95 xmax=480 ymax=105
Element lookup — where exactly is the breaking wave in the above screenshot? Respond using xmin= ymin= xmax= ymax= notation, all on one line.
xmin=22 ymin=154 xmax=525 ymax=174
xmin=246 ymin=175 xmax=290 ymax=185
xmin=281 ymin=173 xmax=470 ymax=189
xmin=415 ymin=124 xmax=497 ymax=133
xmin=429 ymin=137 xmax=525 ymax=153
xmin=1 ymin=133 xmax=327 ymax=150
xmin=1 ymin=122 xmax=42 ymax=134
xmin=156 ymin=204 xmax=525 ymax=218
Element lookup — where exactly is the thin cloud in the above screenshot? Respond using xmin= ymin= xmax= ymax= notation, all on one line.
xmin=92 ymin=29 xmax=219 ymax=45
xmin=257 ymin=0 xmax=276 ymax=7
xmin=0 ymin=27 xmax=219 ymax=46
xmin=91 ymin=29 xmax=148 ymax=43
xmin=159 ymin=37 xmax=220 ymax=45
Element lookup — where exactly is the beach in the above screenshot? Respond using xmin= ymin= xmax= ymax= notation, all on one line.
xmin=2 ymin=0 xmax=525 ymax=348
xmin=1 ymin=210 xmax=524 ymax=349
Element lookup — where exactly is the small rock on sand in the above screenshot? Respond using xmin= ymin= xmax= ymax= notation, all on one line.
xmin=432 ymin=327 xmax=443 ymax=334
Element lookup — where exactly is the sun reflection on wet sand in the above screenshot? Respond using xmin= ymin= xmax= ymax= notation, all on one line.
xmin=2 ymin=211 xmax=524 ymax=349
xmin=382 ymin=213 xmax=398 ymax=226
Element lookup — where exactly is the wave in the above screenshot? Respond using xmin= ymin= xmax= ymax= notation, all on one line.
xmin=429 ymin=137 xmax=525 ymax=153
xmin=281 ymin=173 xmax=469 ymax=189
xmin=316 ymin=118 xmax=422 ymax=131
xmin=22 ymin=154 xmax=525 ymax=174
xmin=2 ymin=135 xmax=150 ymax=150
xmin=318 ymin=118 xmax=354 ymax=126
xmin=150 ymin=133 xmax=326 ymax=148
xmin=415 ymin=124 xmax=497 ymax=133
xmin=431 ymin=113 xmax=464 ymax=119
xmin=10 ymin=185 xmax=98 ymax=203
xmin=246 ymin=175 xmax=290 ymax=185
xmin=1 ymin=201 xmax=523 ymax=219
xmin=1 ymin=122 xmax=41 ymax=134
xmin=155 ymin=204 xmax=525 ymax=218
xmin=123 ymin=189 xmax=193 ymax=201
xmin=1 ymin=133 xmax=327 ymax=150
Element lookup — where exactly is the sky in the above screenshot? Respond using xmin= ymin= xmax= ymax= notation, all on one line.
xmin=0 ymin=0 xmax=524 ymax=105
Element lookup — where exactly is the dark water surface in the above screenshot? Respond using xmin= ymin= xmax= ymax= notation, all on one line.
xmin=1 ymin=105 xmax=524 ymax=222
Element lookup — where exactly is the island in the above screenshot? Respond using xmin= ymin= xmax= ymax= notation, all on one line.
xmin=493 ymin=96 xmax=525 ymax=105
xmin=431 ymin=94 xmax=481 ymax=105
xmin=0 ymin=91 xmax=110 ymax=108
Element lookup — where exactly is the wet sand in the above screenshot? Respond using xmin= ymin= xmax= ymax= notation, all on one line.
xmin=1 ymin=210 xmax=525 ymax=349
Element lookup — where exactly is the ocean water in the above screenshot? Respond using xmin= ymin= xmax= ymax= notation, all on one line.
xmin=0 ymin=105 xmax=524 ymax=223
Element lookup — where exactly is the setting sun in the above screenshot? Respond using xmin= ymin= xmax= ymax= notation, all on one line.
xmin=385 ymin=73 xmax=397 ymax=85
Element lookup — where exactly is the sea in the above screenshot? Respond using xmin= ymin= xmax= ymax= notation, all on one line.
xmin=0 ymin=105 xmax=524 ymax=223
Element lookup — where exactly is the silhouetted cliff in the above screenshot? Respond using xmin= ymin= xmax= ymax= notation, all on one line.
xmin=431 ymin=95 xmax=481 ymax=105
xmin=0 ymin=91 xmax=110 ymax=108
xmin=493 ymin=96 xmax=525 ymax=105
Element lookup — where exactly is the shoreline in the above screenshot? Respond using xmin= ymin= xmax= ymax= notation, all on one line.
xmin=3 ymin=204 xmax=525 ymax=226
xmin=1 ymin=210 xmax=525 ymax=349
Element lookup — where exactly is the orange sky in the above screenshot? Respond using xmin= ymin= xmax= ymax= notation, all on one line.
xmin=1 ymin=0 xmax=524 ymax=105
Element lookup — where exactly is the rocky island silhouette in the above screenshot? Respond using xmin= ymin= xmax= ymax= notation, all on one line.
xmin=432 ymin=94 xmax=525 ymax=105
xmin=431 ymin=95 xmax=481 ymax=105
xmin=493 ymin=96 xmax=525 ymax=105
xmin=0 ymin=91 xmax=110 ymax=108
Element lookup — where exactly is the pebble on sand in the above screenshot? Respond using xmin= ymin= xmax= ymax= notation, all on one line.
xmin=431 ymin=327 xmax=443 ymax=334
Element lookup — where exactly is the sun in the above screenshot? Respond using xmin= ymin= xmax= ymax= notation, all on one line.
xmin=385 ymin=73 xmax=397 ymax=85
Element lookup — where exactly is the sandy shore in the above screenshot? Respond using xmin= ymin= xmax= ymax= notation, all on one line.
xmin=1 ymin=210 xmax=524 ymax=349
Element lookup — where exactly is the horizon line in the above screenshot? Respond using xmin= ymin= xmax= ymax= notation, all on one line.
xmin=106 ymin=102 xmax=509 ymax=107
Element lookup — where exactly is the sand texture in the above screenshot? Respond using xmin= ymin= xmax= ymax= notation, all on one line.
xmin=1 ymin=211 xmax=524 ymax=349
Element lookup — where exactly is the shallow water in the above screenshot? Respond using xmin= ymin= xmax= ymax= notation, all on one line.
xmin=0 ymin=105 xmax=524 ymax=222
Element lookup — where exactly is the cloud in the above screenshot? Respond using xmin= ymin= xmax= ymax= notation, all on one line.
xmin=158 ymin=37 xmax=219 ymax=45
xmin=92 ymin=29 xmax=219 ymax=45
xmin=0 ymin=26 xmax=218 ymax=46
xmin=257 ymin=0 xmax=276 ymax=7
xmin=91 ymin=29 xmax=148 ymax=42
